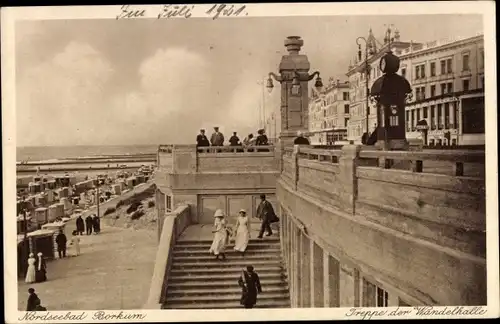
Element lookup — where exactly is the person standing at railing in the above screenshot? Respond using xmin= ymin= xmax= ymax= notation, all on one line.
xmin=196 ymin=129 xmax=210 ymax=147
xmin=210 ymin=127 xmax=225 ymax=146
xmin=229 ymin=132 xmax=241 ymax=146
xmin=255 ymin=129 xmax=269 ymax=152
xmin=293 ymin=131 xmax=310 ymax=145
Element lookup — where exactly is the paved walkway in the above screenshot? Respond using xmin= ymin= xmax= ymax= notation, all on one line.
xmin=18 ymin=221 xmax=158 ymax=311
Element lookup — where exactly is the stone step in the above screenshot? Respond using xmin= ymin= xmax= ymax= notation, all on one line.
xmin=165 ymin=292 xmax=289 ymax=304
xmin=167 ymin=286 xmax=288 ymax=298
xmin=168 ymin=272 xmax=286 ymax=283
xmin=168 ymin=279 xmax=287 ymax=290
xmin=170 ymin=266 xmax=284 ymax=276
xmin=172 ymin=254 xmax=280 ymax=263
xmin=171 ymin=260 xmax=283 ymax=270
xmin=174 ymin=243 xmax=280 ymax=252
xmin=172 ymin=248 xmax=282 ymax=257
xmin=162 ymin=299 xmax=290 ymax=309
xmin=175 ymin=238 xmax=280 ymax=247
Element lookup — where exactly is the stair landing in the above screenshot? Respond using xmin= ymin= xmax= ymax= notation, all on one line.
xmin=178 ymin=222 xmax=279 ymax=241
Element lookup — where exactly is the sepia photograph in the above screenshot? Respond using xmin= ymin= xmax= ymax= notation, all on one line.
xmin=2 ymin=2 xmax=498 ymax=322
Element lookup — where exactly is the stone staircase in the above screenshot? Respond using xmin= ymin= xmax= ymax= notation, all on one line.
xmin=162 ymin=237 xmax=290 ymax=309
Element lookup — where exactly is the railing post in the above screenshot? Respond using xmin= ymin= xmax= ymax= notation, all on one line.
xmin=292 ymin=145 xmax=300 ymax=191
xmin=339 ymin=144 xmax=361 ymax=214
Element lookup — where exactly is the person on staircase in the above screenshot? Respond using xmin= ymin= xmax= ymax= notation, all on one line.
xmin=256 ymin=194 xmax=279 ymax=238
xmin=209 ymin=209 xmax=228 ymax=261
xmin=233 ymin=209 xmax=251 ymax=255
xmin=238 ymin=265 xmax=262 ymax=309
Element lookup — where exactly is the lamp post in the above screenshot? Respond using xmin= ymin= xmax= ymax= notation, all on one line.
xmin=356 ymin=36 xmax=375 ymax=144
xmin=266 ymin=36 xmax=323 ymax=149
xmin=257 ymin=79 xmax=266 ymax=129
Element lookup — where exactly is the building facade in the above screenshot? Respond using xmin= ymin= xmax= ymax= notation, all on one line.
xmin=308 ymin=79 xmax=350 ymax=145
xmin=400 ymin=34 xmax=485 ymax=146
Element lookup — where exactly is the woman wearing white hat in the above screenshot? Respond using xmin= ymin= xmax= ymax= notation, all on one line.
xmin=25 ymin=253 xmax=36 ymax=283
xmin=209 ymin=209 xmax=228 ymax=260
xmin=234 ymin=209 xmax=251 ymax=255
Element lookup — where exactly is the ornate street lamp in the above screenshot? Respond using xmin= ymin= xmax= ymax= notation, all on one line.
xmin=267 ymin=70 xmax=323 ymax=96
xmin=356 ymin=35 xmax=375 ymax=144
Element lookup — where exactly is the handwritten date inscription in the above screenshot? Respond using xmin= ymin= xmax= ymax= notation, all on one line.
xmin=116 ymin=4 xmax=247 ymax=20
xmin=206 ymin=4 xmax=248 ymax=20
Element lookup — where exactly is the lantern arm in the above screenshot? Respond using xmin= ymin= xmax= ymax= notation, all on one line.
xmin=307 ymin=71 xmax=321 ymax=81
xmin=268 ymin=72 xmax=283 ymax=83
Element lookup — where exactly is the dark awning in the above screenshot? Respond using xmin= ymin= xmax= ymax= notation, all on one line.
xmin=416 ymin=119 xmax=429 ymax=130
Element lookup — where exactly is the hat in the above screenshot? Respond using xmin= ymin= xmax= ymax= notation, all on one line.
xmin=200 ymin=129 xmax=205 ymax=132
xmin=29 ymin=253 xmax=34 ymax=257
xmin=214 ymin=209 xmax=224 ymax=218
xmin=37 ymin=252 xmax=43 ymax=256
xmin=239 ymin=209 xmax=246 ymax=214
xmin=297 ymin=130 xmax=304 ymax=137
xmin=258 ymin=129 xmax=265 ymax=135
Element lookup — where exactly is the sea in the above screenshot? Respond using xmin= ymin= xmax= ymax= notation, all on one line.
xmin=16 ymin=145 xmax=158 ymax=162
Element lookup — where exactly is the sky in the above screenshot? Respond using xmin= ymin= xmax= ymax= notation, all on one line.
xmin=15 ymin=14 xmax=483 ymax=147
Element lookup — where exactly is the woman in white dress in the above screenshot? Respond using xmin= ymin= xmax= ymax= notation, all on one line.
xmin=234 ymin=209 xmax=251 ymax=255
xmin=70 ymin=231 xmax=81 ymax=256
xmin=25 ymin=253 xmax=36 ymax=283
xmin=209 ymin=209 xmax=228 ymax=260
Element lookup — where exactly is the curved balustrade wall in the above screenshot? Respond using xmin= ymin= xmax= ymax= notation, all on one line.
xmin=278 ymin=144 xmax=486 ymax=307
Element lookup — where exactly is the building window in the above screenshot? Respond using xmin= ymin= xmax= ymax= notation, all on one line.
xmin=166 ymin=195 xmax=172 ymax=212
xmin=344 ymin=118 xmax=349 ymax=127
xmin=420 ymin=86 xmax=426 ymax=99
xmin=429 ymin=139 xmax=435 ymax=146
xmin=411 ymin=110 xmax=415 ymax=129
xmin=343 ymin=92 xmax=349 ymax=101
xmin=362 ymin=279 xmax=389 ymax=307
xmin=463 ymin=79 xmax=470 ymax=91
xmin=405 ymin=110 xmax=409 ymax=127
xmin=444 ymin=103 xmax=450 ymax=128
xmin=430 ymin=62 xmax=436 ymax=76
xmin=415 ymin=87 xmax=421 ymax=100
xmin=324 ymin=110 xmax=327 ymax=117
xmin=462 ymin=97 xmax=485 ymax=134
xmin=423 ymin=107 xmax=428 ymax=118
xmin=420 ymin=64 xmax=426 ymax=78
xmin=430 ymin=85 xmax=436 ymax=97
xmin=447 ymin=82 xmax=453 ymax=93
xmin=462 ymin=54 xmax=470 ymax=71
xmin=414 ymin=66 xmax=420 ymax=79
xmin=440 ymin=60 xmax=446 ymax=74
xmin=344 ymin=104 xmax=350 ymax=114
xmin=441 ymin=83 xmax=447 ymax=95
xmin=401 ymin=68 xmax=406 ymax=78
xmin=430 ymin=105 xmax=435 ymax=128
xmin=437 ymin=104 xmax=442 ymax=129
xmin=416 ymin=109 xmax=421 ymax=121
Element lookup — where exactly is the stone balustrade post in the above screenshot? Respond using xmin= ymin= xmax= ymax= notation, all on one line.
xmin=172 ymin=145 xmax=198 ymax=174
xmin=338 ymin=144 xmax=361 ymax=214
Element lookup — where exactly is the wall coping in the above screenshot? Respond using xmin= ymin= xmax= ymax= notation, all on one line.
xmin=143 ymin=204 xmax=190 ymax=309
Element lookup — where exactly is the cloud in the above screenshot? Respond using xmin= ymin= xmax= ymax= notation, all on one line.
xmin=17 ymin=42 xmax=114 ymax=146
xmin=107 ymin=47 xmax=218 ymax=144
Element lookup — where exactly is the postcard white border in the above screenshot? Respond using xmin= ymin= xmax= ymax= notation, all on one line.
xmin=2 ymin=2 xmax=498 ymax=322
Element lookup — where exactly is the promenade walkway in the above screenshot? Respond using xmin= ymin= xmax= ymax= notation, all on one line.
xmin=17 ymin=221 xmax=157 ymax=311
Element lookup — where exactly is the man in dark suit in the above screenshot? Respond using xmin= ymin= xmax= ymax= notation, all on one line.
xmin=238 ymin=265 xmax=262 ymax=309
xmin=85 ymin=215 xmax=93 ymax=235
xmin=26 ymin=288 xmax=39 ymax=311
xmin=256 ymin=194 xmax=276 ymax=238
xmin=55 ymin=230 xmax=67 ymax=258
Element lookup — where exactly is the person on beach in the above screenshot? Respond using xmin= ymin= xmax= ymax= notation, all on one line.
xmin=233 ymin=209 xmax=251 ymax=255
xmin=70 ymin=231 xmax=81 ymax=256
xmin=26 ymin=288 xmax=39 ymax=311
xmin=25 ymin=253 xmax=36 ymax=284
xmin=238 ymin=265 xmax=262 ymax=309
xmin=85 ymin=215 xmax=93 ymax=235
xmin=209 ymin=209 xmax=228 ymax=260
xmin=56 ymin=230 xmax=67 ymax=258
xmin=76 ymin=215 xmax=85 ymax=235
xmin=93 ymin=215 xmax=101 ymax=234
xmin=35 ymin=252 xmax=47 ymax=283
xmin=33 ymin=298 xmax=47 ymax=311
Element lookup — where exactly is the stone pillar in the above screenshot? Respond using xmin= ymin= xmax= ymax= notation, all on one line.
xmin=338 ymin=144 xmax=361 ymax=214
xmin=292 ymin=226 xmax=301 ymax=307
xmin=323 ymin=253 xmax=340 ymax=307
xmin=172 ymin=145 xmax=198 ymax=174
xmin=292 ymin=145 xmax=299 ymax=190
xmin=310 ymin=241 xmax=324 ymax=307
xmin=433 ymin=105 xmax=438 ymax=128
xmin=339 ymin=263 xmax=359 ymax=307
xmin=155 ymin=189 xmax=166 ymax=241
xmin=300 ymin=232 xmax=311 ymax=307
